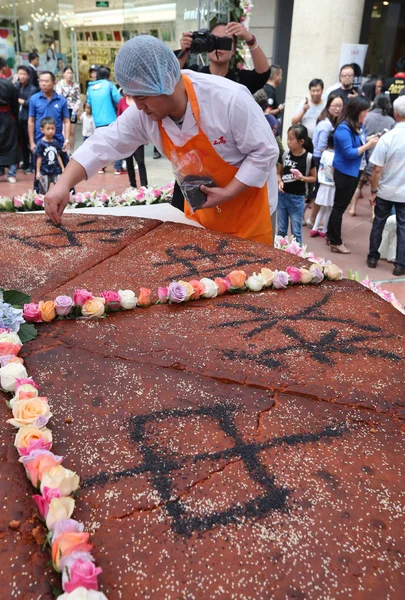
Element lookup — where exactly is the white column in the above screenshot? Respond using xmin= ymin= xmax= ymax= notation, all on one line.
xmin=283 ymin=0 xmax=366 ymax=139
xmin=249 ymin=0 xmax=277 ymax=63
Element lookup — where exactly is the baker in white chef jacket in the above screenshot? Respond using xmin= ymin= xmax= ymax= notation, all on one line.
xmin=44 ymin=36 xmax=278 ymax=245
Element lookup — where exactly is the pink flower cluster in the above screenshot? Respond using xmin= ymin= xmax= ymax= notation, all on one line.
xmin=2 ymin=348 xmax=104 ymax=595
xmin=22 ymin=288 xmax=152 ymax=323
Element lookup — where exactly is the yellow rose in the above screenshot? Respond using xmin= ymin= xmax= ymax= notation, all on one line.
xmin=260 ymin=268 xmax=275 ymax=287
xmin=7 ymin=397 xmax=52 ymax=428
xmin=300 ymin=269 xmax=313 ymax=284
xmin=324 ymin=263 xmax=343 ymax=280
xmin=46 ymin=497 xmax=75 ymax=530
xmin=178 ymin=281 xmax=194 ymax=301
xmin=14 ymin=425 xmax=53 ymax=452
xmin=41 ymin=465 xmax=80 ymax=496
xmin=38 ymin=300 xmax=56 ymax=322
xmin=81 ymin=298 xmax=105 ymax=318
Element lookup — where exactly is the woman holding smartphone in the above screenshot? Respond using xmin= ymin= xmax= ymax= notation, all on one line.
xmin=327 ymin=97 xmax=379 ymax=253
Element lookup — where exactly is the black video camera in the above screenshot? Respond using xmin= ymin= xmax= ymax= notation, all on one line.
xmin=189 ymin=29 xmax=233 ymax=54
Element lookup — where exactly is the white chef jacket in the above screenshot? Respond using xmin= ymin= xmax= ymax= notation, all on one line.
xmin=72 ymin=70 xmax=279 ymax=214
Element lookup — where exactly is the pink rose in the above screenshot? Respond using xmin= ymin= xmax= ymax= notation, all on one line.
xmin=19 ymin=437 xmax=52 ymax=456
xmin=23 ymin=303 xmax=42 ymax=323
xmin=158 ymin=287 xmax=169 ymax=303
xmin=15 ymin=377 xmax=39 ymax=391
xmin=273 ymin=271 xmax=290 ymax=289
xmin=286 ymin=266 xmax=302 ymax=284
xmin=100 ymin=290 xmax=120 ymax=304
xmin=20 ymin=449 xmax=64 ymax=487
xmin=73 ymin=289 xmax=93 ymax=306
xmin=85 ymin=192 xmax=91 ymax=200
xmin=34 ymin=197 xmax=43 ymax=206
xmin=214 ymin=277 xmax=230 ymax=295
xmin=100 ymin=290 xmax=121 ymax=311
xmin=54 ymin=295 xmax=74 ymax=316
xmin=63 ymin=559 xmax=102 ymax=593
xmin=13 ymin=198 xmax=23 ymax=208
xmin=100 ymin=194 xmax=108 ymax=202
xmin=33 ymin=486 xmax=61 ymax=519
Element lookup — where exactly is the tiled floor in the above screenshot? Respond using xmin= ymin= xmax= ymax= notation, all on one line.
xmin=2 ymin=144 xmax=404 ymax=307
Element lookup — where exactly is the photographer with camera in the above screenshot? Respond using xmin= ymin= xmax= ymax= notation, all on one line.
xmin=44 ymin=36 xmax=278 ymax=246
xmin=177 ymin=22 xmax=270 ymax=95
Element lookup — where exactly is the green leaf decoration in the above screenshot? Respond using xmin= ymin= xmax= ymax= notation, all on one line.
xmin=3 ymin=289 xmax=31 ymax=308
xmin=18 ymin=323 xmax=38 ymax=343
xmin=51 ymin=584 xmax=63 ymax=597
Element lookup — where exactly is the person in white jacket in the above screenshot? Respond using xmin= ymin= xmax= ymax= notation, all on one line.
xmin=44 ymin=36 xmax=279 ymax=245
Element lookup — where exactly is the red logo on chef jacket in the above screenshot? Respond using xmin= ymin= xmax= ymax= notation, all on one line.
xmin=213 ymin=136 xmax=227 ymax=145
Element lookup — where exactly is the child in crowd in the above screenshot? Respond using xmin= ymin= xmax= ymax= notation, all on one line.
xmin=311 ymin=133 xmax=335 ymax=237
xmin=35 ymin=117 xmax=64 ymax=195
xmin=80 ymin=102 xmax=95 ymax=141
xmin=277 ymin=124 xmax=316 ymax=244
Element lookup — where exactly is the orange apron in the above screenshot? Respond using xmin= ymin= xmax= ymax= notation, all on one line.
xmin=158 ymin=74 xmax=273 ymax=245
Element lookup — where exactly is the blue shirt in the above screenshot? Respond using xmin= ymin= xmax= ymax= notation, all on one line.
xmin=35 ymin=138 xmax=63 ymax=175
xmin=313 ymin=118 xmax=334 ymax=158
xmin=87 ymin=79 xmax=121 ymax=127
xmin=333 ymin=121 xmax=363 ymax=177
xmin=29 ymin=90 xmax=69 ymax=144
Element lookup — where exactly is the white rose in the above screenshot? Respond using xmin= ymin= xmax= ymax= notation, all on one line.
xmin=46 ymin=497 xmax=75 ymax=529
xmin=200 ymin=278 xmax=218 ymax=298
xmin=246 ymin=273 xmax=265 ymax=292
xmin=58 ymin=589 xmax=108 ymax=600
xmin=324 ymin=263 xmax=343 ymax=280
xmin=41 ymin=465 xmax=80 ymax=496
xmin=0 ymin=362 xmax=28 ymax=392
xmin=0 ymin=196 xmax=14 ymax=211
xmin=260 ymin=268 xmax=275 ymax=287
xmin=118 ymin=289 xmax=138 ymax=310
xmin=0 ymin=331 xmax=22 ymax=345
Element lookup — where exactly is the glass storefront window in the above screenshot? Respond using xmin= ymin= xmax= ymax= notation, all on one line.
xmin=0 ymin=0 xmax=234 ymax=86
xmin=362 ymin=0 xmax=405 ymax=77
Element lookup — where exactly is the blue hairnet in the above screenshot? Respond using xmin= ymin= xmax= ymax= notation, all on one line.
xmin=114 ymin=35 xmax=181 ymax=96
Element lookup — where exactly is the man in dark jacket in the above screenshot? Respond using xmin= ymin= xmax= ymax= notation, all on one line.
xmin=15 ymin=65 xmax=37 ymax=173
xmin=383 ymin=57 xmax=405 ymax=103
xmin=27 ymin=51 xmax=40 ymax=89
xmin=0 ymin=58 xmax=21 ymax=183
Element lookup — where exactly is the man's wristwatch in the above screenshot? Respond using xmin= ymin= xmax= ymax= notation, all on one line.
xmin=246 ymin=34 xmax=257 ymax=47
xmin=371 ymin=189 xmax=378 ymax=194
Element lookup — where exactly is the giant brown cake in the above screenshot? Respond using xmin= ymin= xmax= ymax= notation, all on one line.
xmin=1 ymin=213 xmax=404 ymax=599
